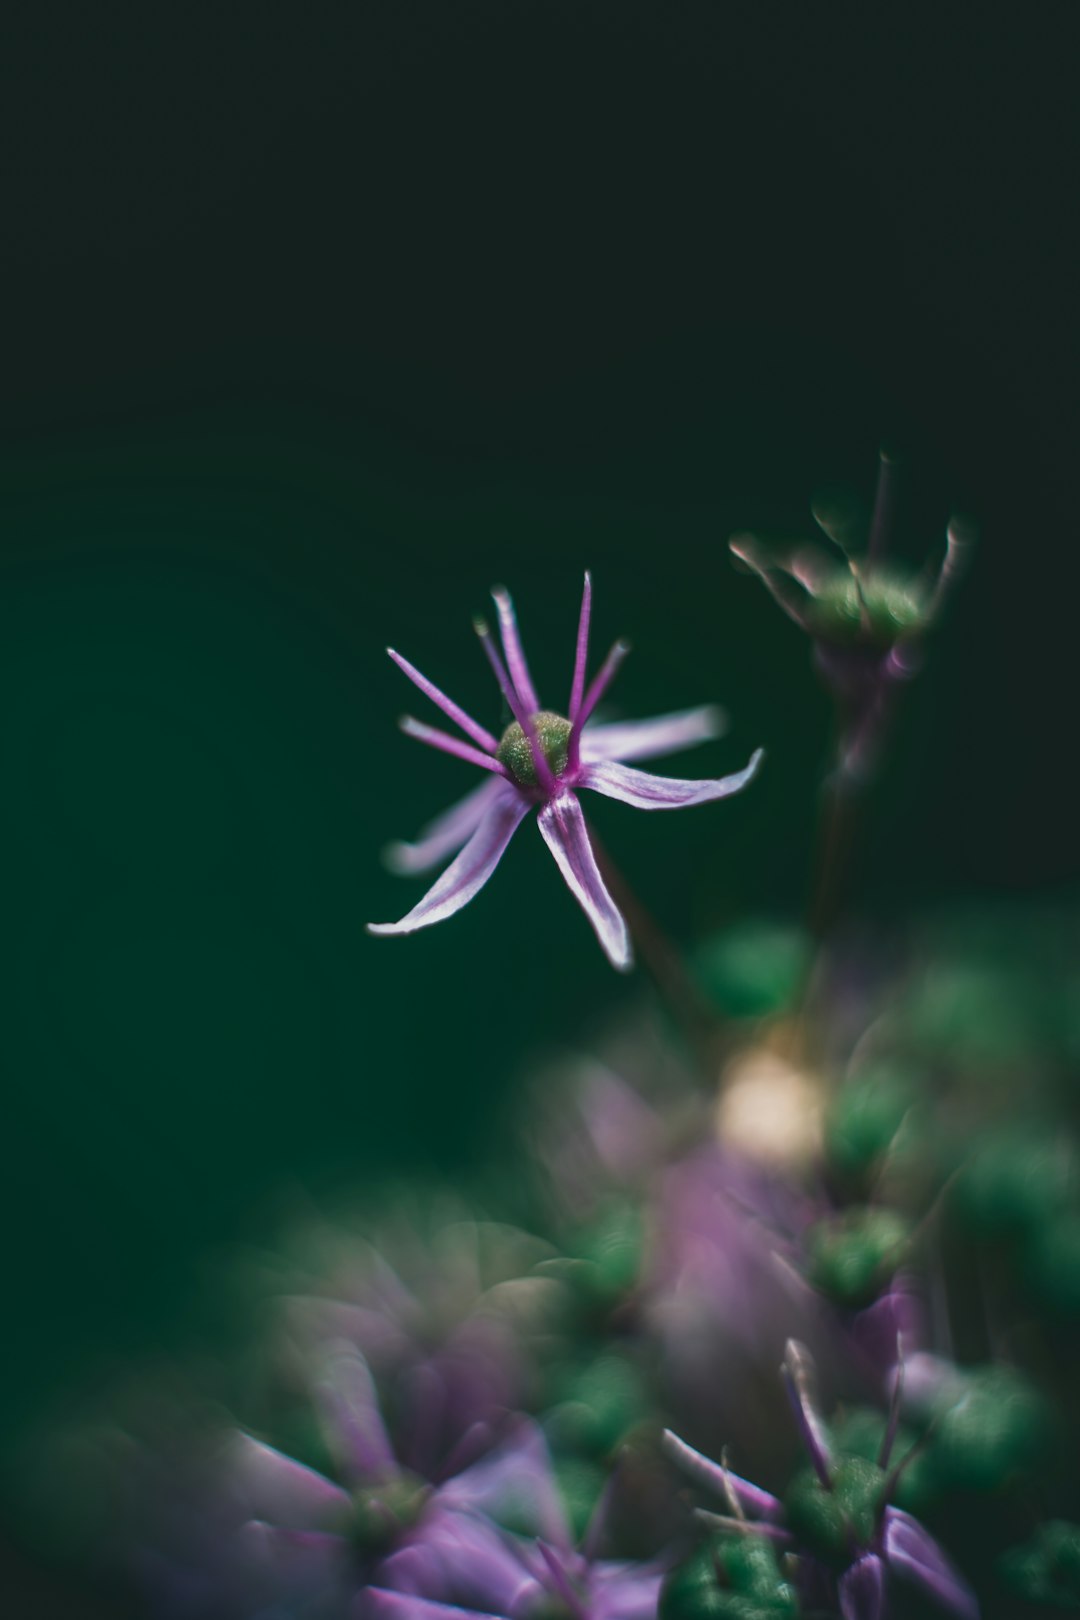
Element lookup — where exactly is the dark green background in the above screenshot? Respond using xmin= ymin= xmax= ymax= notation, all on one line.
xmin=1 ymin=0 xmax=1076 ymax=1512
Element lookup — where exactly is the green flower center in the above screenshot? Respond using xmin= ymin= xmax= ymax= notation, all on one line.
xmin=349 ymin=1470 xmax=430 ymax=1556
xmin=496 ymin=711 xmax=573 ymax=786
xmin=784 ymin=1454 xmax=886 ymax=1567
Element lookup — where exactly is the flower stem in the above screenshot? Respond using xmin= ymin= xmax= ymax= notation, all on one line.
xmin=588 ymin=828 xmax=721 ymax=1074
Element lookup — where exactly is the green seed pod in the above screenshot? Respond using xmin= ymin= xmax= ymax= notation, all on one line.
xmin=807 ymin=1207 xmax=909 ymax=1308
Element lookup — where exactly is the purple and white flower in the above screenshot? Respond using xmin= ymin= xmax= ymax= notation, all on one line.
xmin=369 ymin=575 xmax=763 ymax=970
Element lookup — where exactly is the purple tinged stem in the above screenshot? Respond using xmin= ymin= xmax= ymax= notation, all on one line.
xmin=400 ymin=716 xmax=511 ymax=777
xmin=475 ymin=618 xmax=555 ymax=793
xmin=387 ymin=648 xmax=499 ymax=752
xmin=492 ymin=586 xmax=540 ymax=712
xmin=569 ymin=570 xmax=593 ymax=719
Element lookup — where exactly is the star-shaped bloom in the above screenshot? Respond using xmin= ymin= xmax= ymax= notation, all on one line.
xmin=369 ymin=575 xmax=763 ymax=970
xmin=207 ymin=1345 xmax=565 ymax=1616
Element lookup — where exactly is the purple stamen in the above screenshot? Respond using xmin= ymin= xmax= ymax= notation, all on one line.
xmin=387 ymin=648 xmax=499 ymax=752
xmin=569 ymin=570 xmax=593 ymax=719
xmin=400 ymin=716 xmax=511 ymax=778
xmin=568 ymin=639 xmax=630 ymax=772
xmin=492 ymin=586 xmax=540 ymax=713
xmin=475 ymin=618 xmax=555 ymax=793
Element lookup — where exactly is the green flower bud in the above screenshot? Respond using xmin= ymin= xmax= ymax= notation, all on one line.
xmin=824 ymin=1066 xmax=918 ymax=1181
xmin=694 ymin=922 xmax=810 ymax=1020
xmin=931 ymin=1365 xmax=1046 ymax=1491
xmin=784 ymin=1455 xmax=886 ymax=1567
xmin=545 ymin=1354 xmax=649 ymax=1459
xmin=807 ymin=1207 xmax=909 ymax=1308
xmin=496 ymin=711 xmax=572 ymax=786
xmin=805 ymin=569 xmax=929 ymax=650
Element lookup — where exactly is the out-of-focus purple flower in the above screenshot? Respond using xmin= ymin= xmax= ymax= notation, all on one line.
xmin=258 ymin=1202 xmax=561 ymax=1478
xmin=663 ymin=1339 xmax=977 ymax=1620
xmin=366 ymin=1429 xmax=666 ymax=1620
xmin=730 ymin=453 xmax=972 ymax=785
xmin=641 ymin=1144 xmax=832 ymax=1461
xmin=369 ymin=575 xmax=763 ymax=969
xmin=207 ymin=1348 xmax=569 ymax=1617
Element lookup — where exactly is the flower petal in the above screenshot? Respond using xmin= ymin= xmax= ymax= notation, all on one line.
xmin=313 ymin=1345 xmax=396 ymax=1484
xmin=384 ymin=780 xmax=511 ymax=875
xmin=229 ymin=1434 xmax=352 ymax=1529
xmin=368 ymin=793 xmax=530 ymax=937
xmin=400 ymin=716 xmax=509 ymax=776
xmin=569 ymin=570 xmax=593 ymax=718
xmin=839 ymin=1553 xmax=886 ymax=1620
xmin=579 ymin=749 xmax=763 ymax=809
xmin=581 ymin=705 xmax=727 ymax=764
xmin=492 ymin=586 xmax=540 ymax=713
xmin=438 ymin=1418 xmax=570 ymax=1547
xmin=379 ymin=1507 xmax=536 ymax=1614
xmin=536 ymin=793 xmax=631 ymax=971
xmin=387 ymin=648 xmax=498 ymax=752
xmin=884 ymin=1508 xmax=979 ymax=1619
